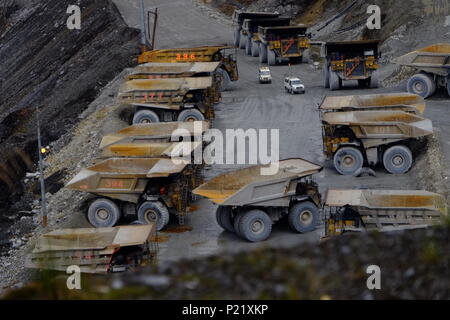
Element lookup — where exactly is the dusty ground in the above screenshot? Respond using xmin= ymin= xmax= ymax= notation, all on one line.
xmin=1 ymin=0 xmax=450 ymax=297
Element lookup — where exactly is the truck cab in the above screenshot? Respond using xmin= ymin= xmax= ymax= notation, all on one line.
xmin=259 ymin=67 xmax=272 ymax=83
xmin=284 ymin=77 xmax=305 ymax=94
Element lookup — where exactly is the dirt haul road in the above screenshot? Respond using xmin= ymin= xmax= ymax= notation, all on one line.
xmin=112 ymin=0 xmax=450 ymax=262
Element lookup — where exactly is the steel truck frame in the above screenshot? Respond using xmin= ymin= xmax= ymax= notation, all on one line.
xmin=138 ymin=46 xmax=239 ymax=91
xmin=26 ymin=225 xmax=157 ymax=274
xmin=258 ymin=25 xmax=311 ymax=65
xmin=322 ymin=40 xmax=380 ymax=90
xmin=232 ymin=10 xmax=280 ymax=47
xmin=324 ymin=189 xmax=447 ymax=236
xmin=118 ymin=77 xmax=218 ymax=124
xmin=240 ymin=17 xmax=291 ymax=57
xmin=395 ymin=43 xmax=450 ymax=98
xmin=67 ymin=158 xmax=198 ymax=231
xmin=321 ymin=110 xmax=434 ymax=175
xmin=193 ymin=158 xmax=323 ymax=242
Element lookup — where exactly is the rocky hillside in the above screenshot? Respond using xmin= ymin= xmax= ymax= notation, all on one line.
xmin=0 ymin=0 xmax=138 ymax=234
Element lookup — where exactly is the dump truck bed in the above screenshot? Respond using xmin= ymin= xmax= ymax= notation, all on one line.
xmin=243 ymin=17 xmax=291 ymax=33
xmin=326 ymin=189 xmax=447 ymax=231
xmin=395 ymin=43 xmax=450 ymax=76
xmin=233 ymin=10 xmax=280 ymax=25
xmin=322 ymin=110 xmax=433 ymax=139
xmin=320 ymin=93 xmax=426 ymax=114
xmin=127 ymin=62 xmax=221 ymax=80
xmin=119 ymin=77 xmax=213 ymax=93
xmin=100 ymin=141 xmax=202 ymax=159
xmin=138 ymin=46 xmax=234 ymax=64
xmin=67 ymin=157 xmax=189 ymax=197
xmin=26 ymin=225 xmax=155 ymax=274
xmin=259 ymin=25 xmax=309 ymax=37
xmin=193 ymin=159 xmax=322 ymax=206
xmin=100 ymin=121 xmax=209 ymax=149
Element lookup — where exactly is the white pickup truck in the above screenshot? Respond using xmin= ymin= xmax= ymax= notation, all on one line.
xmin=284 ymin=77 xmax=305 ymax=94
xmin=259 ymin=67 xmax=272 ymax=83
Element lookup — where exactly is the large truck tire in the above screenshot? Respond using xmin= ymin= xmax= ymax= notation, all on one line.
xmin=323 ymin=66 xmax=330 ymax=88
xmin=302 ymin=49 xmax=310 ymax=64
xmin=133 ymin=109 xmax=160 ymax=124
xmin=447 ymin=80 xmax=450 ymax=97
xmin=217 ymin=68 xmax=231 ymax=91
xmin=237 ymin=209 xmax=272 ymax=242
xmin=251 ymin=39 xmax=259 ymax=57
xmin=267 ymin=48 xmax=276 ymax=66
xmin=239 ymin=32 xmax=246 ymax=49
xmin=370 ymin=72 xmax=379 ymax=88
xmin=177 ymin=108 xmax=205 ymax=122
xmin=407 ymin=73 xmax=436 ymax=98
xmin=245 ymin=36 xmax=252 ymax=55
xmin=333 ymin=146 xmax=364 ymax=175
xmin=216 ymin=206 xmax=234 ymax=233
xmin=88 ymin=198 xmax=121 ymax=228
xmin=259 ymin=43 xmax=267 ymax=63
xmin=233 ymin=28 xmax=240 ymax=47
xmin=233 ymin=211 xmax=245 ymax=237
xmin=288 ymin=201 xmax=319 ymax=233
xmin=138 ymin=201 xmax=170 ymax=231
xmin=383 ymin=145 xmax=413 ymax=174
xmin=329 ymin=67 xmax=340 ymax=91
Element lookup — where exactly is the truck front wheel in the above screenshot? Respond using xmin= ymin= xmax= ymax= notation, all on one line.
xmin=251 ymin=40 xmax=259 ymax=57
xmin=288 ymin=201 xmax=319 ymax=233
xmin=238 ymin=209 xmax=272 ymax=242
xmin=323 ymin=66 xmax=330 ymax=88
xmin=88 ymin=198 xmax=121 ymax=228
xmin=217 ymin=68 xmax=231 ymax=91
xmin=333 ymin=147 xmax=364 ymax=175
xmin=329 ymin=67 xmax=340 ymax=91
xmin=233 ymin=28 xmax=240 ymax=47
xmin=138 ymin=201 xmax=170 ymax=231
xmin=383 ymin=145 xmax=413 ymax=174
xmin=177 ymin=109 xmax=205 ymax=122
xmin=133 ymin=109 xmax=160 ymax=124
xmin=259 ymin=43 xmax=267 ymax=63
xmin=267 ymin=48 xmax=276 ymax=66
xmin=407 ymin=73 xmax=436 ymax=98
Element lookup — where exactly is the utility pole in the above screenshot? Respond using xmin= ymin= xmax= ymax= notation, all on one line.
xmin=36 ymin=106 xmax=47 ymax=227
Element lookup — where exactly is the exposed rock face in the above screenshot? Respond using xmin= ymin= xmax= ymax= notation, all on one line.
xmin=0 ymin=0 xmax=139 ymax=206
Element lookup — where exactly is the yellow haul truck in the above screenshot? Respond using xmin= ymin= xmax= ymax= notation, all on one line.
xmin=240 ymin=17 xmax=291 ymax=57
xmin=118 ymin=77 xmax=218 ymax=124
xmin=258 ymin=25 xmax=311 ymax=65
xmin=138 ymin=46 xmax=239 ymax=91
xmin=321 ymin=109 xmax=434 ymax=175
xmin=67 ymin=158 xmax=198 ymax=231
xmin=324 ymin=189 xmax=447 ymax=236
xmin=27 ymin=225 xmax=156 ymax=274
xmin=232 ymin=10 xmax=280 ymax=48
xmin=395 ymin=43 xmax=450 ymax=98
xmin=127 ymin=61 xmax=221 ymax=80
xmin=322 ymin=40 xmax=380 ymax=90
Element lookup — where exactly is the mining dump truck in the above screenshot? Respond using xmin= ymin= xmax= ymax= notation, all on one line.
xmin=395 ymin=43 xmax=450 ymax=98
xmin=138 ymin=46 xmax=239 ymax=91
xmin=67 ymin=158 xmax=198 ymax=231
xmin=322 ymin=40 xmax=380 ymax=90
xmin=118 ymin=77 xmax=218 ymax=124
xmin=26 ymin=225 xmax=157 ymax=274
xmin=321 ymin=110 xmax=434 ymax=175
xmin=324 ymin=189 xmax=447 ymax=236
xmin=319 ymin=93 xmax=426 ymax=114
xmin=127 ymin=62 xmax=221 ymax=81
xmin=240 ymin=17 xmax=291 ymax=57
xmin=193 ymin=159 xmax=323 ymax=242
xmin=99 ymin=121 xmax=210 ymax=149
xmin=232 ymin=10 xmax=280 ymax=47
xmin=258 ymin=25 xmax=311 ymax=65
